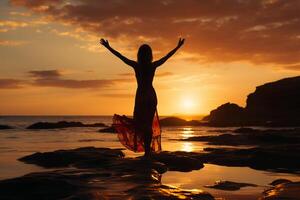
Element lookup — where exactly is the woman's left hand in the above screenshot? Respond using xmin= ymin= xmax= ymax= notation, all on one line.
xmin=100 ymin=38 xmax=110 ymax=48
xmin=177 ymin=38 xmax=185 ymax=48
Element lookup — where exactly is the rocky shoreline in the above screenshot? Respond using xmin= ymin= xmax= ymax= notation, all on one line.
xmin=0 ymin=146 xmax=299 ymax=199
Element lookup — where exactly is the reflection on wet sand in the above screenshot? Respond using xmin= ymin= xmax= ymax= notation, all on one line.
xmin=162 ymin=164 xmax=300 ymax=200
xmin=181 ymin=142 xmax=194 ymax=152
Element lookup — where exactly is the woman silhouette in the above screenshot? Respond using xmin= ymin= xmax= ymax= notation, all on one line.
xmin=100 ymin=38 xmax=185 ymax=157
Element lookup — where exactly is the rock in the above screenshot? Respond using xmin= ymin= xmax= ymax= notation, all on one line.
xmin=246 ymin=76 xmax=300 ymax=126
xmin=19 ymin=147 xmax=204 ymax=173
xmin=98 ymin=126 xmax=116 ymax=133
xmin=0 ymin=147 xmax=214 ymax=200
xmin=182 ymin=128 xmax=300 ymax=146
xmin=204 ymin=76 xmax=300 ymax=127
xmin=0 ymin=124 xmax=13 ymax=129
xmin=152 ymin=151 xmax=204 ymax=172
xmin=200 ymin=145 xmax=300 ymax=172
xmin=260 ymin=181 xmax=300 ymax=200
xmin=233 ymin=127 xmax=257 ymax=133
xmin=269 ymin=179 xmax=292 ymax=186
xmin=159 ymin=117 xmax=202 ymax=126
xmin=27 ymin=121 xmax=106 ymax=129
xmin=203 ymin=103 xmax=246 ymax=127
xmin=205 ymin=180 xmax=257 ymax=191
xmin=19 ymin=147 xmax=125 ymax=168
xmin=0 ymin=168 xmax=214 ymax=200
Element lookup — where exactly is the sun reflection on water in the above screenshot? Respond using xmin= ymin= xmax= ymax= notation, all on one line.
xmin=180 ymin=127 xmax=195 ymax=152
xmin=181 ymin=127 xmax=194 ymax=139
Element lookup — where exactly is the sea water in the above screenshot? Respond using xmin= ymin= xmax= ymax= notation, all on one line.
xmin=0 ymin=116 xmax=299 ymax=200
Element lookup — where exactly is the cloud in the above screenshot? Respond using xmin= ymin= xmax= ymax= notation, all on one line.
xmin=9 ymin=0 xmax=300 ymax=69
xmin=28 ymin=69 xmax=116 ymax=89
xmin=0 ymin=69 xmax=134 ymax=90
xmin=0 ymin=18 xmax=48 ymax=32
xmin=0 ymin=40 xmax=28 ymax=46
xmin=0 ymin=20 xmax=28 ymax=32
xmin=29 ymin=69 xmax=133 ymax=89
xmin=0 ymin=79 xmax=25 ymax=89
xmin=28 ymin=69 xmax=62 ymax=78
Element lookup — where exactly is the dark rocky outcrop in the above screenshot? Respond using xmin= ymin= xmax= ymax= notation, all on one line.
xmin=203 ymin=76 xmax=300 ymax=126
xmin=19 ymin=147 xmax=124 ymax=168
xmin=246 ymin=76 xmax=300 ymax=125
xmin=0 ymin=147 xmax=213 ymax=200
xmin=1 ymin=146 xmax=299 ymax=199
xmin=202 ymin=103 xmax=246 ymax=126
xmin=98 ymin=126 xmax=116 ymax=133
xmin=160 ymin=117 xmax=203 ymax=126
xmin=182 ymin=128 xmax=300 ymax=146
xmin=200 ymin=145 xmax=300 ymax=172
xmin=204 ymin=180 xmax=257 ymax=191
xmin=0 ymin=124 xmax=13 ymax=129
xmin=27 ymin=121 xmax=106 ymax=129
xmin=0 ymin=169 xmax=214 ymax=200
xmin=152 ymin=151 xmax=204 ymax=172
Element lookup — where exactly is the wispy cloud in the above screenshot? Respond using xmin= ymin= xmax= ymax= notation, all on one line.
xmin=0 ymin=79 xmax=26 ymax=89
xmin=0 ymin=69 xmax=134 ymax=90
xmin=28 ymin=70 xmax=62 ymax=78
xmin=0 ymin=40 xmax=28 ymax=46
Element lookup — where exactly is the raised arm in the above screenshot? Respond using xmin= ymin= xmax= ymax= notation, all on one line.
xmin=153 ymin=38 xmax=185 ymax=68
xmin=100 ymin=38 xmax=136 ymax=68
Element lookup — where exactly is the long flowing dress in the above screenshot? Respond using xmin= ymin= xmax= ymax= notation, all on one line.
xmin=112 ymin=63 xmax=161 ymax=152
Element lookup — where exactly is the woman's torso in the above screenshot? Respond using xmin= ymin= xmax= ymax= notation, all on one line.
xmin=134 ymin=63 xmax=157 ymax=104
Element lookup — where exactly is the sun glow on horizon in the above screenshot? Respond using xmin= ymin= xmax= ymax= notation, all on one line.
xmin=180 ymin=96 xmax=199 ymax=115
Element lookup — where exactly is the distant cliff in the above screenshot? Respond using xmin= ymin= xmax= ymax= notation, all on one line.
xmin=204 ymin=76 xmax=300 ymax=126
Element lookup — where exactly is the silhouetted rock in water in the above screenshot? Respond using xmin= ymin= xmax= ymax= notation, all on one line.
xmin=19 ymin=147 xmax=124 ymax=168
xmin=261 ymin=181 xmax=300 ymax=200
xmin=203 ymin=76 xmax=300 ymax=126
xmin=203 ymin=103 xmax=246 ymax=126
xmin=19 ymin=147 xmax=204 ymax=173
xmin=233 ymin=127 xmax=257 ymax=133
xmin=0 ymin=147 xmax=214 ymax=200
xmin=98 ymin=126 xmax=116 ymax=133
xmin=204 ymin=180 xmax=257 ymax=191
xmin=269 ymin=179 xmax=292 ymax=186
xmin=160 ymin=117 xmax=202 ymax=126
xmin=200 ymin=144 xmax=300 ymax=172
xmin=0 ymin=124 xmax=13 ymax=129
xmin=182 ymin=128 xmax=300 ymax=146
xmin=27 ymin=121 xmax=106 ymax=129
xmin=152 ymin=151 xmax=204 ymax=172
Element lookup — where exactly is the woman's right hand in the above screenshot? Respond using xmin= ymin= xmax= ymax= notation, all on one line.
xmin=100 ymin=38 xmax=110 ymax=48
xmin=177 ymin=38 xmax=185 ymax=48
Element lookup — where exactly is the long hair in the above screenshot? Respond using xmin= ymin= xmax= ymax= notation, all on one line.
xmin=137 ymin=44 xmax=153 ymax=64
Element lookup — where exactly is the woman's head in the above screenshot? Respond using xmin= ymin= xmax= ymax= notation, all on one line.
xmin=137 ymin=44 xmax=153 ymax=64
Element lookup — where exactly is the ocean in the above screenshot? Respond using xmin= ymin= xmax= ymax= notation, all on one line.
xmin=0 ymin=116 xmax=299 ymax=200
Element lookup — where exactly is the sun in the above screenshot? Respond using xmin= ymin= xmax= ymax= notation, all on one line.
xmin=182 ymin=98 xmax=194 ymax=109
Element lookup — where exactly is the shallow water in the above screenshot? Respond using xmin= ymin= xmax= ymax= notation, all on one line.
xmin=0 ymin=116 xmax=299 ymax=199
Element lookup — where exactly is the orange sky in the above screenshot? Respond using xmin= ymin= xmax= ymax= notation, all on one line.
xmin=0 ymin=0 xmax=299 ymax=116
